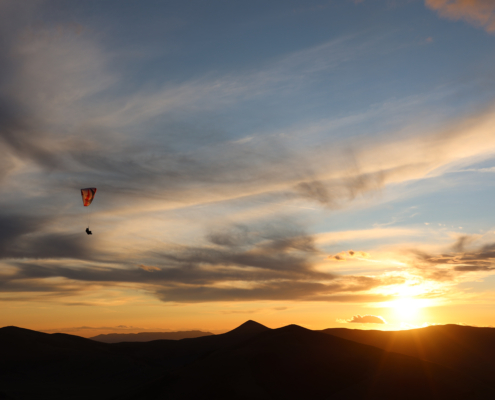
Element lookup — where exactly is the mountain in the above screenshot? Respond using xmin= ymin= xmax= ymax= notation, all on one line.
xmin=121 ymin=324 xmax=494 ymax=400
xmin=0 ymin=321 xmax=271 ymax=399
xmin=90 ymin=330 xmax=214 ymax=343
xmin=322 ymin=324 xmax=495 ymax=389
xmin=1 ymin=322 xmax=494 ymax=400
xmin=110 ymin=320 xmax=271 ymax=368
xmin=0 ymin=326 xmax=162 ymax=400
xmin=225 ymin=320 xmax=270 ymax=336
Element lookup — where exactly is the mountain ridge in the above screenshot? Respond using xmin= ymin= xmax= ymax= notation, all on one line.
xmin=90 ymin=330 xmax=214 ymax=343
xmin=322 ymin=324 xmax=495 ymax=389
xmin=121 ymin=323 xmax=494 ymax=400
xmin=2 ymin=322 xmax=495 ymax=399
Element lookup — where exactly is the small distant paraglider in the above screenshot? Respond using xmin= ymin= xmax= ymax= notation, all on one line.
xmin=81 ymin=187 xmax=97 ymax=235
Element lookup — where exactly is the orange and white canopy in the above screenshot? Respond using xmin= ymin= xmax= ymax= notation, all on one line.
xmin=81 ymin=188 xmax=97 ymax=207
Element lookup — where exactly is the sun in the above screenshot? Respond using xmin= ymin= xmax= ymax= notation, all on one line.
xmin=392 ymin=297 xmax=421 ymax=319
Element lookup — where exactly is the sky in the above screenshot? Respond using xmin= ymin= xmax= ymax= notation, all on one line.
xmin=1 ymin=0 xmax=495 ymax=337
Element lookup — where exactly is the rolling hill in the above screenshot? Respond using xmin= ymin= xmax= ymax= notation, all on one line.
xmin=1 ymin=321 xmax=494 ymax=400
xmin=323 ymin=324 xmax=495 ymax=390
xmin=120 ymin=323 xmax=495 ymax=400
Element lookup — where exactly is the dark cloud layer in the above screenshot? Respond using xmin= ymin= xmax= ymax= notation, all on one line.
xmin=0 ymin=220 xmax=402 ymax=303
xmin=0 ymin=213 xmax=98 ymax=261
xmin=294 ymin=169 xmax=385 ymax=208
xmin=0 ymin=99 xmax=62 ymax=170
xmin=411 ymin=237 xmax=495 ymax=280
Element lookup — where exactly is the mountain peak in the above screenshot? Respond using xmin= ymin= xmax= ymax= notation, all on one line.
xmin=226 ymin=320 xmax=270 ymax=335
xmin=0 ymin=326 xmax=47 ymax=337
xmin=1 ymin=326 xmax=30 ymax=331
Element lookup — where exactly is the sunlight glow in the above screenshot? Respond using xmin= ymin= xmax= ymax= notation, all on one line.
xmin=392 ymin=298 xmax=421 ymax=319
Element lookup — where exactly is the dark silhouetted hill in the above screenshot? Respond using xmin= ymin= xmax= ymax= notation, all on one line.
xmin=225 ymin=319 xmax=270 ymax=336
xmin=2 ymin=322 xmax=494 ymax=400
xmin=0 ymin=326 xmax=162 ymax=400
xmin=90 ymin=330 xmax=213 ymax=343
xmin=110 ymin=320 xmax=271 ymax=368
xmin=0 ymin=321 xmax=271 ymax=399
xmin=121 ymin=324 xmax=494 ymax=400
xmin=323 ymin=324 xmax=495 ymax=390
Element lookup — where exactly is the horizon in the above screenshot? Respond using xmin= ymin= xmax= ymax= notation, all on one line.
xmin=1 ymin=0 xmax=495 ymax=335
xmin=3 ymin=316 xmax=495 ymax=399
xmin=4 ymin=318 xmax=492 ymax=340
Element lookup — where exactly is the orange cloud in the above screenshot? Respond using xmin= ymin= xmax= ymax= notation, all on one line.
xmin=425 ymin=0 xmax=495 ymax=32
xmin=139 ymin=265 xmax=161 ymax=272
xmin=329 ymin=250 xmax=370 ymax=261
xmin=338 ymin=314 xmax=387 ymax=324
xmin=330 ymin=252 xmax=347 ymax=261
xmin=348 ymin=250 xmax=370 ymax=259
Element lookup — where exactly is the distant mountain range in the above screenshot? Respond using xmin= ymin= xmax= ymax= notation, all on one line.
xmin=90 ymin=330 xmax=214 ymax=343
xmin=0 ymin=321 xmax=494 ymax=399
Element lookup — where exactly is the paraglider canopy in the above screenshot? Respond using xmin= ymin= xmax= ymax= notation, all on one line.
xmin=81 ymin=188 xmax=97 ymax=206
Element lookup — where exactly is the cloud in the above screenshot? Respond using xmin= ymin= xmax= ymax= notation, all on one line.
xmin=0 ymin=213 xmax=103 ymax=261
xmin=339 ymin=314 xmax=387 ymax=324
xmin=0 ymin=7 xmax=468 ymax=211
xmin=348 ymin=250 xmax=370 ymax=258
xmin=139 ymin=265 xmax=161 ymax=272
xmin=1 ymin=1 xmax=495 ymax=216
xmin=155 ymin=285 xmax=394 ymax=303
xmin=0 ymin=12 xmax=116 ymax=179
xmin=453 ymin=166 xmax=495 ymax=173
xmin=220 ymin=309 xmax=260 ymax=314
xmin=329 ymin=250 xmax=371 ymax=261
xmin=316 ymin=228 xmax=420 ymax=244
xmin=409 ymin=236 xmax=495 ymax=280
xmin=331 ymin=253 xmax=348 ymax=261
xmin=1 ymin=1 xmax=495 ymax=311
xmin=425 ymin=0 xmax=495 ymax=32
xmin=293 ymin=164 xmax=385 ymax=209
xmin=451 ymin=235 xmax=475 ymax=252
xmin=0 ymin=219 xmax=404 ymax=303
xmin=219 ymin=308 xmax=288 ymax=314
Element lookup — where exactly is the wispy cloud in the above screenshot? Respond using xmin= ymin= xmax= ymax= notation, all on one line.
xmin=0 ymin=220 xmax=404 ymax=303
xmin=410 ymin=236 xmax=495 ymax=279
xmin=425 ymin=0 xmax=495 ymax=32
xmin=2 ymin=1 xmax=495 ymax=214
xmin=452 ymin=166 xmax=495 ymax=173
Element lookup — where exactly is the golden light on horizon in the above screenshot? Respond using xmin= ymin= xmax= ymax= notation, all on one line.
xmin=385 ymin=296 xmax=435 ymax=322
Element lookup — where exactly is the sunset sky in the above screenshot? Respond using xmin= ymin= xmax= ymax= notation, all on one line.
xmin=1 ymin=0 xmax=495 ymax=337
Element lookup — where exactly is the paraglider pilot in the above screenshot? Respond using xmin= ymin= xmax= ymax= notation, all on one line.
xmin=81 ymin=188 xmax=97 ymax=235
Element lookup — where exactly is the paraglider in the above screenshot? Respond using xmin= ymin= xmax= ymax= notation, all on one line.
xmin=81 ymin=187 xmax=97 ymax=234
